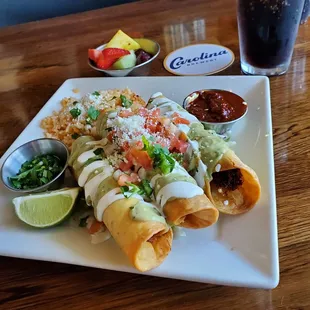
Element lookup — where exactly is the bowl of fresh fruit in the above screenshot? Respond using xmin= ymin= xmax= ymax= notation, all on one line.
xmin=88 ymin=30 xmax=160 ymax=77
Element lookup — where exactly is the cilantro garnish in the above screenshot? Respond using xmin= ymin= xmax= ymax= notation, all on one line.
xmin=71 ymin=133 xmax=80 ymax=139
xmin=140 ymin=179 xmax=153 ymax=197
xmin=171 ymin=153 xmax=184 ymax=165
xmin=84 ymin=154 xmax=103 ymax=166
xmin=92 ymin=91 xmax=100 ymax=97
xmin=142 ymin=136 xmax=175 ymax=174
xmin=120 ymin=95 xmax=133 ymax=108
xmin=120 ymin=180 xmax=153 ymax=199
xmin=93 ymin=148 xmax=104 ymax=156
xmin=87 ymin=106 xmax=100 ymax=121
xmin=70 ymin=108 xmax=81 ymax=118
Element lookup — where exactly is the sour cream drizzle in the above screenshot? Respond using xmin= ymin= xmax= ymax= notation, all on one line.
xmin=84 ymin=165 xmax=114 ymax=205
xmin=94 ymin=189 xmax=143 ymax=221
xmin=78 ymin=161 xmax=107 ymax=187
xmin=148 ymin=93 xmax=208 ymax=188
xmin=77 ymin=148 xmax=101 ymax=165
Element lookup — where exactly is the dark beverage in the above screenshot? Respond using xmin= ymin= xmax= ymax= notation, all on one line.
xmin=300 ymin=0 xmax=310 ymax=24
xmin=237 ymin=0 xmax=304 ymax=75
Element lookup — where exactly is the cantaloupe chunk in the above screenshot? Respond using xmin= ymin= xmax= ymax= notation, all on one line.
xmin=106 ymin=30 xmax=140 ymax=50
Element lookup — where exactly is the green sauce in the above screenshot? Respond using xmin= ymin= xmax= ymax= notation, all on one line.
xmin=93 ymin=176 xmax=118 ymax=207
xmin=130 ymin=201 xmax=166 ymax=224
xmin=154 ymin=173 xmax=196 ymax=196
xmin=188 ymin=123 xmax=229 ymax=180
xmin=68 ymin=136 xmax=95 ymax=166
xmin=86 ymin=166 xmax=106 ymax=183
xmin=96 ymin=109 xmax=117 ymax=138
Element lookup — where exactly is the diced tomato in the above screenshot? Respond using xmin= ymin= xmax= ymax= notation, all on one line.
xmin=130 ymin=148 xmax=153 ymax=170
xmin=88 ymin=220 xmax=104 ymax=235
xmin=170 ymin=136 xmax=189 ymax=153
xmin=107 ymin=131 xmax=114 ymax=142
xmin=137 ymin=108 xmax=148 ymax=117
xmin=88 ymin=49 xmax=101 ymax=62
xmin=149 ymin=108 xmax=160 ymax=118
xmin=119 ymin=159 xmax=133 ymax=172
xmin=177 ymin=140 xmax=189 ymax=153
xmin=119 ymin=110 xmax=134 ymax=118
xmin=135 ymin=140 xmax=143 ymax=149
xmin=145 ymin=119 xmax=160 ymax=133
xmin=173 ymin=117 xmax=190 ymax=125
xmin=172 ymin=112 xmax=190 ymax=125
xmin=117 ymin=172 xmax=140 ymax=186
xmin=122 ymin=141 xmax=130 ymax=151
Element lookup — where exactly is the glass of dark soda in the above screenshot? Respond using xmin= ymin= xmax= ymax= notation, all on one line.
xmin=237 ymin=0 xmax=305 ymax=76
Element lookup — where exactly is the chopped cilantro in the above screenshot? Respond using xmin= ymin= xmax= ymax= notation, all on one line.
xmin=110 ymin=96 xmax=117 ymax=101
xmin=70 ymin=108 xmax=81 ymax=118
xmin=120 ymin=180 xmax=153 ymax=199
xmin=171 ymin=153 xmax=184 ymax=165
xmin=92 ymin=91 xmax=100 ymax=97
xmin=140 ymin=179 xmax=153 ymax=198
xmin=71 ymin=133 xmax=79 ymax=139
xmin=87 ymin=106 xmax=100 ymax=121
xmin=120 ymin=182 xmax=144 ymax=198
xmin=120 ymin=95 xmax=133 ymax=108
xmin=84 ymin=155 xmax=103 ymax=166
xmin=85 ymin=117 xmax=92 ymax=125
xmin=142 ymin=136 xmax=175 ymax=174
xmin=9 ymin=154 xmax=62 ymax=190
xmin=93 ymin=148 xmax=104 ymax=156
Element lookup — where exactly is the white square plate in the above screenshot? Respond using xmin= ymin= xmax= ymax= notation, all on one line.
xmin=0 ymin=77 xmax=279 ymax=288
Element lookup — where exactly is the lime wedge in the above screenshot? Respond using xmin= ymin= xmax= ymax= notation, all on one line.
xmin=12 ymin=188 xmax=80 ymax=228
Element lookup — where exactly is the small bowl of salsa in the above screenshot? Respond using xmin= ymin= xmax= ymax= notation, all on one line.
xmin=183 ymin=89 xmax=248 ymax=134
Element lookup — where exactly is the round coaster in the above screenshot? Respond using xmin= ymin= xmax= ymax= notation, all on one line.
xmin=163 ymin=44 xmax=235 ymax=76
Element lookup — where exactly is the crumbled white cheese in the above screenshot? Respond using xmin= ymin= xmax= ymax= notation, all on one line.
xmin=223 ymin=200 xmax=229 ymax=206
xmin=107 ymin=153 xmax=124 ymax=167
xmin=107 ymin=109 xmax=170 ymax=149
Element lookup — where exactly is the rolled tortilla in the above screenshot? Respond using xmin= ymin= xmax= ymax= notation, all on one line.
xmin=148 ymin=94 xmax=261 ymax=215
xmin=205 ymin=149 xmax=261 ymax=215
xmin=103 ymin=197 xmax=173 ymax=272
xmin=142 ymin=163 xmax=219 ymax=229
xmin=164 ymin=194 xmax=219 ymax=229
xmin=147 ymin=92 xmax=200 ymax=124
xmin=69 ymin=142 xmax=173 ymax=271
xmin=188 ymin=123 xmax=261 ymax=215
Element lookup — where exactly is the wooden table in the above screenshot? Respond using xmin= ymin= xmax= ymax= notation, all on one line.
xmin=1 ymin=0 xmax=309 ymax=309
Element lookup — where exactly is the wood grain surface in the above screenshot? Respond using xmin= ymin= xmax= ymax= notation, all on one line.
xmin=1 ymin=0 xmax=310 ymax=309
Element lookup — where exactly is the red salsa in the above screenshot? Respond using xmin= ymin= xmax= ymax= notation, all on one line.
xmin=185 ymin=90 xmax=247 ymax=123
